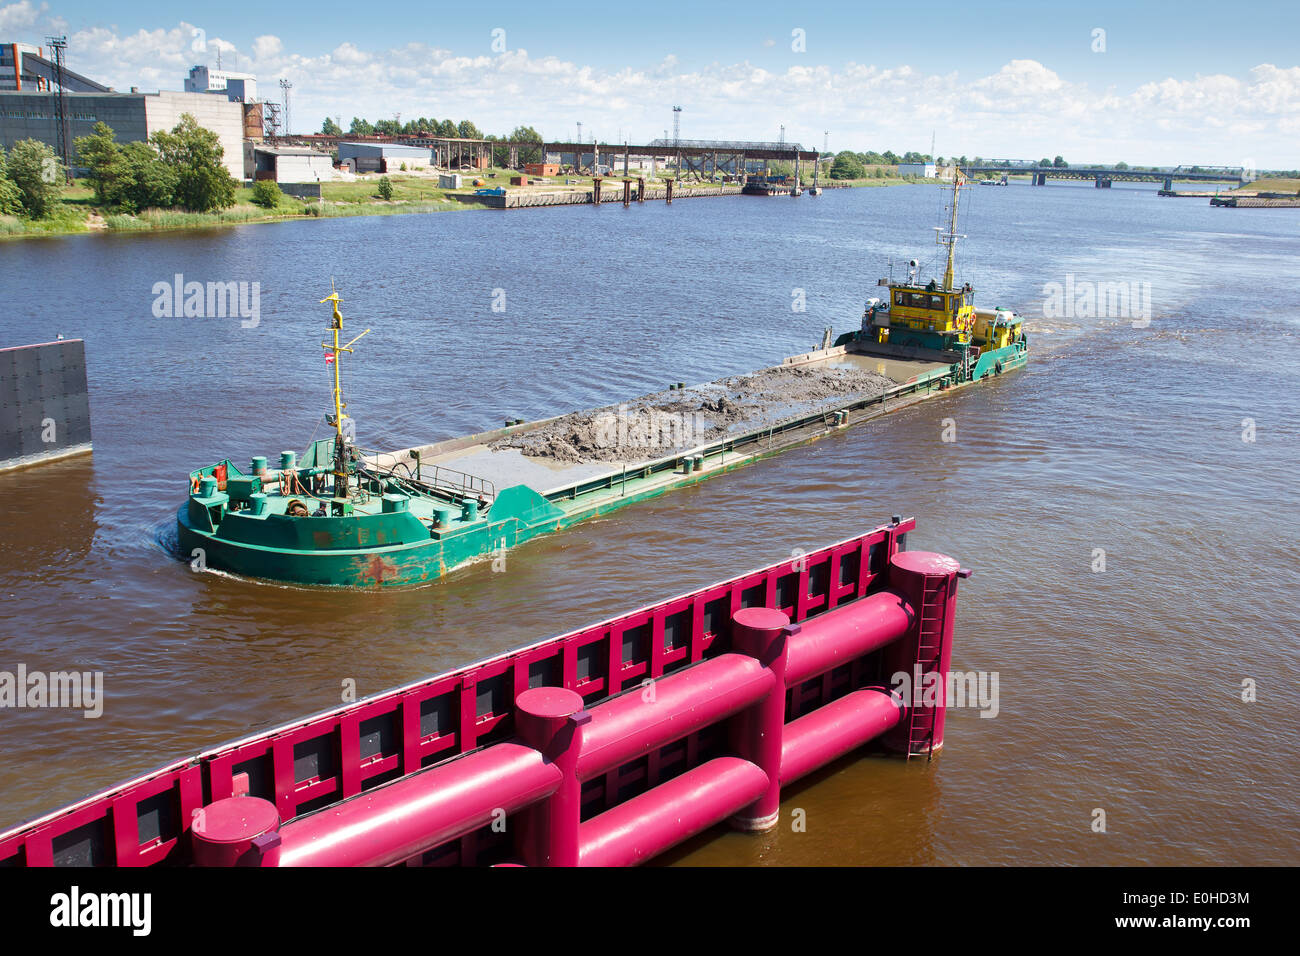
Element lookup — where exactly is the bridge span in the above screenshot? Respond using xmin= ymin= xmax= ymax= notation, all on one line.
xmin=958 ymin=162 xmax=1245 ymax=189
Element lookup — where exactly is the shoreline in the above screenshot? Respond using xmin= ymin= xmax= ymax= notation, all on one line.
xmin=0 ymin=172 xmax=936 ymax=242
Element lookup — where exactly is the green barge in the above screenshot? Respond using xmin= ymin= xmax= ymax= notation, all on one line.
xmin=177 ymin=175 xmax=1026 ymax=587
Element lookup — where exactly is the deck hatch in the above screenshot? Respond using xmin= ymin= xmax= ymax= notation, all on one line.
xmin=135 ymin=789 xmax=178 ymax=846
xmin=528 ymin=656 xmax=560 ymax=689
xmin=663 ymin=609 xmax=690 ymax=652
xmin=419 ymin=694 xmax=453 ymax=739
xmin=359 ymin=712 xmax=398 ymax=761
xmin=52 ymin=817 xmax=110 ymax=867
xmin=475 ymin=673 xmax=508 ymax=720
xmin=293 ymin=735 xmax=338 ymax=785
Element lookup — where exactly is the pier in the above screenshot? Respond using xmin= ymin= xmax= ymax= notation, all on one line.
xmin=456 ymin=182 xmax=741 ymax=209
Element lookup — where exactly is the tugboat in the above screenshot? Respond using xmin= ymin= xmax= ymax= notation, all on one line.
xmin=838 ymin=172 xmax=1027 ymax=383
xmin=176 ymin=285 xmax=529 ymax=587
xmin=741 ymin=174 xmax=790 ymax=196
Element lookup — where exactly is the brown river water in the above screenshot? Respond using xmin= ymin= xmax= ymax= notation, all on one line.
xmin=1 ymin=182 xmax=1297 ymax=865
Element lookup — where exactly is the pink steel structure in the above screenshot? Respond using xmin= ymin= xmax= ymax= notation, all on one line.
xmin=1 ymin=517 xmax=969 ymax=867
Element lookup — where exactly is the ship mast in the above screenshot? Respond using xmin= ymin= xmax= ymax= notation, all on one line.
xmin=320 ymin=284 xmax=370 ymax=503
xmin=935 ymin=170 xmax=966 ymax=291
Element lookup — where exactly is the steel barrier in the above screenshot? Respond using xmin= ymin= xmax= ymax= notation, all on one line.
xmin=0 ymin=518 xmax=969 ymax=868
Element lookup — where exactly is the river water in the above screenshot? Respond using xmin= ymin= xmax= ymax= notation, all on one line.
xmin=1 ymin=181 xmax=1297 ymax=865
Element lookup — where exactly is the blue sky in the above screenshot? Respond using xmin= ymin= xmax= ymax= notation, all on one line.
xmin=6 ymin=0 xmax=1297 ymax=165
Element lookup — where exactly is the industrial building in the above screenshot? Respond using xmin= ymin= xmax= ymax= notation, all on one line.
xmin=244 ymin=143 xmax=340 ymax=183
xmin=0 ymin=88 xmax=245 ymax=178
xmin=337 ymin=141 xmax=431 ymax=173
xmin=897 ymin=162 xmax=936 ymax=178
xmin=1 ymin=40 xmax=109 ymax=92
xmin=184 ymin=65 xmax=257 ymax=103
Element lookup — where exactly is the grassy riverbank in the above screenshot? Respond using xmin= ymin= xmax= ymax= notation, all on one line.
xmin=0 ymin=173 xmax=491 ymax=240
xmin=0 ymin=165 xmax=932 ymax=240
xmin=1234 ymin=177 xmax=1300 ymax=193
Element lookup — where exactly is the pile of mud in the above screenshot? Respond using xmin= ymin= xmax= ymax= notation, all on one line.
xmin=491 ymin=364 xmax=895 ymax=464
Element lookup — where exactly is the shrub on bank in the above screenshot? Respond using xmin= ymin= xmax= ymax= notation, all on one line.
xmin=250 ymin=179 xmax=283 ymax=208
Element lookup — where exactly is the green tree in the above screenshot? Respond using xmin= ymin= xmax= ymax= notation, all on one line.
xmin=1053 ymin=155 xmax=1068 ymax=168
xmin=457 ymin=120 xmax=482 ymax=140
xmin=149 ymin=114 xmax=237 ymax=212
xmin=349 ymin=117 xmax=374 ymax=136
xmin=321 ymin=117 xmax=343 ymax=136
xmin=0 ymin=146 xmax=24 ymax=215
xmin=829 ymin=152 xmax=865 ymax=180
xmin=377 ymin=176 xmax=393 ymax=200
xmin=75 ymin=123 xmax=177 ymax=213
xmin=373 ymin=119 xmax=401 ymax=137
xmin=5 ymin=139 xmax=62 ymax=218
xmin=250 ymin=179 xmax=283 ymax=208
xmin=508 ymin=125 xmax=543 ymax=165
xmin=1039 ymin=158 xmax=1052 ymax=168
xmin=75 ymin=122 xmax=129 ymax=206
xmin=120 ymin=141 xmax=177 ymax=211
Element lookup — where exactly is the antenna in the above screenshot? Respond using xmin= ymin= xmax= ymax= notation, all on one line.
xmin=672 ymin=105 xmax=681 ymax=146
xmin=216 ymin=45 xmax=223 ymax=70
xmin=45 ymin=35 xmax=72 ymax=184
xmin=934 ymin=172 xmax=967 ymax=290
xmin=319 ymin=281 xmax=370 ymax=510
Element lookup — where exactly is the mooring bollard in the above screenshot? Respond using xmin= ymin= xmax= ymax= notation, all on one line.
xmin=728 ymin=607 xmax=796 ymax=830
xmin=879 ymin=551 xmax=968 ymax=755
xmin=514 ymin=687 xmax=589 ymax=866
xmin=191 ymin=794 xmax=280 ymax=867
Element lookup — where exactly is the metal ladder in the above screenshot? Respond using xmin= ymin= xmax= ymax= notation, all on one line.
xmin=905 ymin=575 xmax=949 ymax=761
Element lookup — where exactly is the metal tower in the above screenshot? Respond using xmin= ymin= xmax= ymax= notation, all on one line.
xmin=279 ymin=79 xmax=293 ymax=137
xmin=264 ymin=101 xmax=282 ymax=140
xmin=45 ymin=35 xmax=72 ymax=184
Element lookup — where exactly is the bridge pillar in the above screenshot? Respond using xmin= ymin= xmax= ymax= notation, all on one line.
xmin=1163 ymin=176 xmax=1173 ymax=191
xmin=1094 ymin=176 xmax=1111 ymax=189
xmin=1033 ymin=173 xmax=1046 ymax=186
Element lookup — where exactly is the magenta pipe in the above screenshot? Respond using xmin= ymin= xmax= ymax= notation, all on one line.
xmin=879 ymin=551 xmax=965 ymax=755
xmin=780 ymin=688 xmax=904 ymax=785
xmin=513 ymin=687 xmax=588 ymax=867
xmin=578 ymin=757 xmax=769 ymax=867
xmin=726 ymin=607 xmax=792 ymax=830
xmin=784 ymin=591 xmax=914 ymax=687
xmin=277 ymin=743 xmax=561 ymax=867
xmin=576 ymin=654 xmax=774 ymax=781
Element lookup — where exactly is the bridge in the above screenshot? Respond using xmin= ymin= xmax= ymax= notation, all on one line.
xmin=277 ymin=133 xmax=818 ymax=177
xmin=958 ymin=161 xmax=1245 ymax=189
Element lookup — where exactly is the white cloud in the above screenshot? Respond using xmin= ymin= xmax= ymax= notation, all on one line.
xmin=5 ymin=4 xmax=1293 ymax=166
xmin=251 ymin=35 xmax=282 ymax=60
xmin=0 ymin=0 xmax=42 ymax=33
